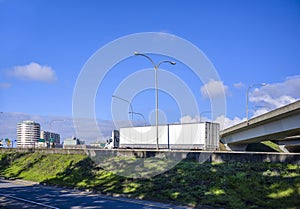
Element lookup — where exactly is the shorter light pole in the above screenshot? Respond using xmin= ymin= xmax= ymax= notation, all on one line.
xmin=112 ymin=95 xmax=133 ymax=121
xmin=12 ymin=139 xmax=17 ymax=148
xmin=129 ymin=111 xmax=147 ymax=126
xmin=246 ymin=83 xmax=267 ymax=123
xmin=49 ymin=119 xmax=66 ymax=148
xmin=200 ymin=111 xmax=211 ymax=122
xmin=50 ymin=119 xmax=66 ymax=131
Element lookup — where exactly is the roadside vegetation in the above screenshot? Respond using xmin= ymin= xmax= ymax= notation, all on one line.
xmin=0 ymin=152 xmax=299 ymax=208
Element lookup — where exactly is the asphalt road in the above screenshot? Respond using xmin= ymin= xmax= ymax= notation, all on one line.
xmin=0 ymin=179 xmax=192 ymax=209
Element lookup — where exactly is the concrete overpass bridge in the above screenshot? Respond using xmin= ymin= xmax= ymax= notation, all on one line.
xmin=220 ymin=100 xmax=300 ymax=152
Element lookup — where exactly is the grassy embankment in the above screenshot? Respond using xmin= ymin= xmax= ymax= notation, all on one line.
xmin=0 ymin=152 xmax=299 ymax=209
xmin=219 ymin=140 xmax=284 ymax=152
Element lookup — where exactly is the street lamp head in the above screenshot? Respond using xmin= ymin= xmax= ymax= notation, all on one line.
xmin=249 ymin=82 xmax=267 ymax=89
xmin=170 ymin=61 xmax=176 ymax=65
xmin=246 ymin=82 xmax=268 ymax=123
xmin=134 ymin=51 xmax=140 ymax=55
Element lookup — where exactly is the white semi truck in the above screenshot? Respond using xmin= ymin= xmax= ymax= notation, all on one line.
xmin=105 ymin=122 xmax=220 ymax=150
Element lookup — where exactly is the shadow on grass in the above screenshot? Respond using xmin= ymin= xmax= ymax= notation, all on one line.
xmin=41 ymin=157 xmax=95 ymax=187
xmin=41 ymin=156 xmax=126 ymax=193
xmin=246 ymin=142 xmax=278 ymax=152
xmin=0 ymin=152 xmax=43 ymax=179
xmin=0 ymin=152 xmax=27 ymax=171
xmin=134 ymin=160 xmax=300 ymax=209
xmin=40 ymin=156 xmax=300 ymax=209
xmin=1 ymin=152 xmax=299 ymax=209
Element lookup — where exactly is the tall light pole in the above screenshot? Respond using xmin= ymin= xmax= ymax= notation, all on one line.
xmin=134 ymin=52 xmax=176 ymax=150
xmin=112 ymin=95 xmax=133 ymax=120
xmin=129 ymin=111 xmax=147 ymax=126
xmin=246 ymin=83 xmax=267 ymax=123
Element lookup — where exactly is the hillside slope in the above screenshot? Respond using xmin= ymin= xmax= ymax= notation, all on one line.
xmin=0 ymin=152 xmax=299 ymax=209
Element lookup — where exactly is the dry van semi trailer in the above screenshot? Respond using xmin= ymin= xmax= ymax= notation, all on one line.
xmin=105 ymin=122 xmax=220 ymax=150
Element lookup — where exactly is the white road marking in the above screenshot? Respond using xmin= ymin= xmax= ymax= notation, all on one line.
xmin=0 ymin=193 xmax=59 ymax=209
xmin=1 ymin=180 xmax=188 ymax=208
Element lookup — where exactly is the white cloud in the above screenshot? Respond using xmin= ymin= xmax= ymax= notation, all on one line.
xmin=200 ymin=79 xmax=228 ymax=98
xmin=234 ymin=82 xmax=245 ymax=89
xmin=10 ymin=62 xmax=57 ymax=82
xmin=250 ymin=94 xmax=296 ymax=109
xmin=249 ymin=75 xmax=300 ymax=109
xmin=179 ymin=114 xmax=244 ymax=130
xmin=0 ymin=82 xmax=11 ymax=89
xmin=213 ymin=115 xmax=245 ymax=130
xmin=180 ymin=115 xmax=200 ymax=123
xmin=252 ymin=108 xmax=270 ymax=117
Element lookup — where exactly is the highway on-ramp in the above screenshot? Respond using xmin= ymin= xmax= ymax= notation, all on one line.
xmin=0 ymin=179 xmax=193 ymax=209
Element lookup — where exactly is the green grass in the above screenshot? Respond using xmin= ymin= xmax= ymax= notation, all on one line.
xmin=261 ymin=141 xmax=284 ymax=152
xmin=0 ymin=152 xmax=299 ymax=209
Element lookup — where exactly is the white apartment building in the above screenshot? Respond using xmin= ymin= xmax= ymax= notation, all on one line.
xmin=17 ymin=120 xmax=40 ymax=148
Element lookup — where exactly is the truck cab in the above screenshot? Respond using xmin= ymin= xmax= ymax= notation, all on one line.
xmin=104 ymin=130 xmax=120 ymax=149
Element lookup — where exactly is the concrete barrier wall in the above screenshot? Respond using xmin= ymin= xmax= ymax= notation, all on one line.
xmin=0 ymin=148 xmax=86 ymax=155
xmin=114 ymin=150 xmax=300 ymax=164
xmin=189 ymin=151 xmax=300 ymax=164
xmin=0 ymin=148 xmax=299 ymax=164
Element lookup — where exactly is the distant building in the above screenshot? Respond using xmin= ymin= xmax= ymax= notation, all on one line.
xmin=17 ymin=120 xmax=40 ymax=148
xmin=37 ymin=138 xmax=47 ymax=148
xmin=40 ymin=130 xmax=60 ymax=147
xmin=63 ymin=137 xmax=85 ymax=149
xmin=0 ymin=138 xmax=13 ymax=148
xmin=90 ymin=141 xmax=106 ymax=148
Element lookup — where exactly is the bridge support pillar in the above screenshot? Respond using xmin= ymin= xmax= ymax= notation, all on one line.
xmin=278 ymin=145 xmax=290 ymax=153
xmin=227 ymin=143 xmax=248 ymax=151
xmin=222 ymin=143 xmax=231 ymax=151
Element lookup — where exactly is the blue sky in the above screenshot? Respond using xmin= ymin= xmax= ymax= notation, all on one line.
xmin=1 ymin=0 xmax=300 ymax=141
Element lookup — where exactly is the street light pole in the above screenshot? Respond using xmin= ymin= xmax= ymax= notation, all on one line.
xmin=49 ymin=119 xmax=66 ymax=148
xmin=50 ymin=119 xmax=66 ymax=131
xmin=129 ymin=111 xmax=147 ymax=126
xmin=134 ymin=52 xmax=176 ymax=150
xmin=200 ymin=111 xmax=211 ymax=122
xmin=246 ymin=83 xmax=267 ymax=123
xmin=112 ymin=95 xmax=133 ymax=121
